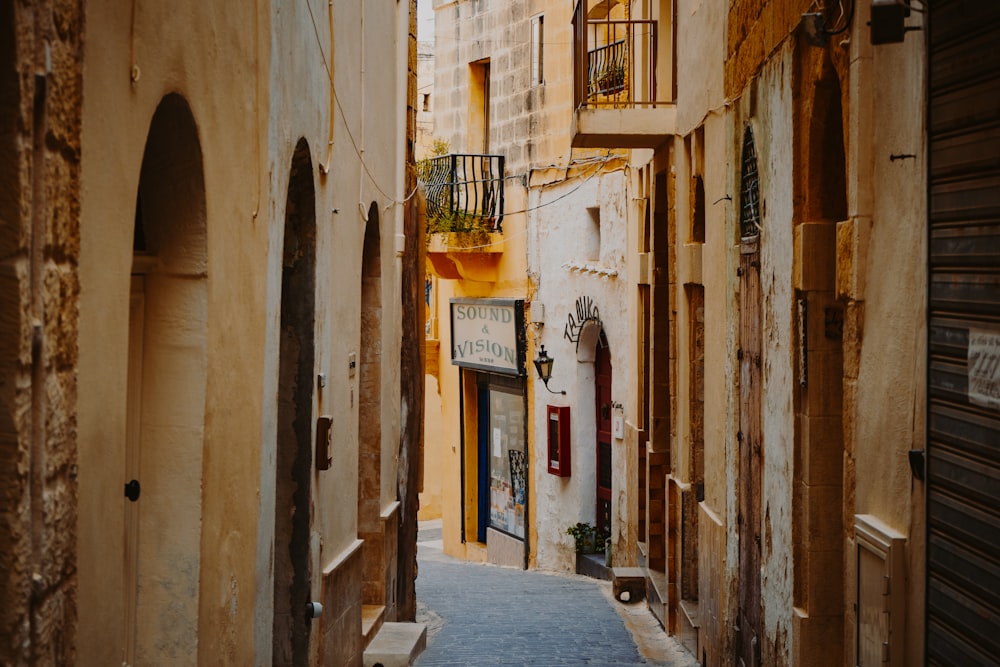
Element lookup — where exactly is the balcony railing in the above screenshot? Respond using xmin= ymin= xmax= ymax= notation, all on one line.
xmin=589 ymin=39 xmax=627 ymax=96
xmin=418 ymin=153 xmax=505 ymax=233
xmin=573 ymin=2 xmax=668 ymax=109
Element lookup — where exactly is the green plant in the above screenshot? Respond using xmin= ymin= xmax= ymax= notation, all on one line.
xmin=426 ymin=211 xmax=493 ymax=236
xmin=416 ymin=138 xmax=450 ymax=181
xmin=566 ymin=522 xmax=605 ymax=554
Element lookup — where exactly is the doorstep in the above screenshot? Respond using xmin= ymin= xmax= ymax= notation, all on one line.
xmin=362 ymin=622 xmax=427 ymax=667
xmin=575 ymin=552 xmax=609 ymax=581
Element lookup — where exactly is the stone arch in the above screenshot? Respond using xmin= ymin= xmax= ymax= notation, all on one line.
xmin=126 ymin=93 xmax=208 ymax=663
xmin=576 ymin=320 xmax=604 ymax=364
xmin=272 ymin=137 xmax=317 ymax=667
xmin=790 ymin=43 xmax=847 ymax=664
xmin=805 ymin=54 xmax=847 ymax=222
xmin=358 ymin=202 xmax=385 ymax=609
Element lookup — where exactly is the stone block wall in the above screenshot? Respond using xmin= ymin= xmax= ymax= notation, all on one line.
xmin=433 ymin=0 xmax=575 ymax=176
xmin=726 ymin=0 xmax=812 ymax=97
xmin=0 ymin=1 xmax=83 ymax=663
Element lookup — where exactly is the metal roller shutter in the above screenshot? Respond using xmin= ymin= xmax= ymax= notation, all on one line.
xmin=927 ymin=2 xmax=1000 ymax=664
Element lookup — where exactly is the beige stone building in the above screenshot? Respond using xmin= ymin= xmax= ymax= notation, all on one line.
xmin=425 ymin=0 xmax=999 ymax=665
xmin=1 ymin=1 xmax=424 ymax=665
xmin=567 ymin=0 xmax=999 ymax=665
xmin=421 ymin=0 xmax=647 ymax=577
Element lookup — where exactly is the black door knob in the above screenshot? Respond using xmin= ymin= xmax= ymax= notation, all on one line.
xmin=124 ymin=479 xmax=141 ymax=502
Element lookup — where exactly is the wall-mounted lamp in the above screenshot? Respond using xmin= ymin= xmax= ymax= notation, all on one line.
xmin=533 ymin=345 xmax=566 ymax=395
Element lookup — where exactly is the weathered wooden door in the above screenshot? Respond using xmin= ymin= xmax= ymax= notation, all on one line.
xmin=736 ymin=127 xmax=763 ymax=667
xmin=595 ymin=333 xmax=613 ymax=538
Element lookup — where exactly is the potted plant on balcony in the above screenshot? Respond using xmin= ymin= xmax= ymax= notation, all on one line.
xmin=418 ymin=138 xmax=500 ymax=243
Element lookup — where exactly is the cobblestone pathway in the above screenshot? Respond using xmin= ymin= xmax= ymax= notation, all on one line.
xmin=414 ymin=521 xmax=697 ymax=666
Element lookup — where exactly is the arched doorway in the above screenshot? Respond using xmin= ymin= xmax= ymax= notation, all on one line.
xmin=358 ymin=203 xmax=385 ymax=613
xmin=272 ymin=138 xmax=317 ymax=667
xmin=791 ymin=48 xmax=847 ymax=665
xmin=125 ymin=94 xmax=208 ymax=664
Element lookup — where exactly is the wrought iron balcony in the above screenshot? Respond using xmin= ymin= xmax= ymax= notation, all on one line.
xmin=418 ymin=153 xmax=505 ymax=233
xmin=571 ymin=1 xmax=676 ymax=148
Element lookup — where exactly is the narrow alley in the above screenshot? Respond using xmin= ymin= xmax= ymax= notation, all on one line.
xmin=4 ymin=0 xmax=998 ymax=665
xmin=414 ymin=521 xmax=696 ymax=666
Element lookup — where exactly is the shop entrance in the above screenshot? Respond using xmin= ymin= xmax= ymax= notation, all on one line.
xmin=475 ymin=374 xmax=527 ymax=553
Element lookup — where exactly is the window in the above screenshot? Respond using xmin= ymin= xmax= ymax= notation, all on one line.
xmin=585 ymin=206 xmax=601 ymax=261
xmin=422 ymin=93 xmax=431 ymax=112
xmin=469 ymin=60 xmax=490 ymax=153
xmin=531 ymin=15 xmax=544 ymax=86
xmin=739 ymin=126 xmax=761 ymax=239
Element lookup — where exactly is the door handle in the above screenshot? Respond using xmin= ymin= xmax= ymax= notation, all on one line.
xmin=124 ymin=479 xmax=141 ymax=502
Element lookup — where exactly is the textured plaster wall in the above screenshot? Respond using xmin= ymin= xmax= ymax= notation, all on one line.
xmin=77 ymin=2 xmax=266 ymax=662
xmin=528 ymin=167 xmax=631 ymax=572
xmin=751 ymin=46 xmax=797 ymax=665
xmin=840 ymin=2 xmax=927 ymax=661
xmin=264 ymin=0 xmax=408 ymax=652
xmin=75 ymin=0 xmax=409 ymax=663
xmin=675 ymin=0 xmax=726 ymax=135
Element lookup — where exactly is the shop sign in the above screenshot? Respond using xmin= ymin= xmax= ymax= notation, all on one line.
xmin=450 ymin=298 xmax=526 ymax=375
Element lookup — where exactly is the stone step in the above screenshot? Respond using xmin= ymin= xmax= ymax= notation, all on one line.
xmin=363 ymin=622 xmax=427 ymax=667
xmin=611 ymin=566 xmax=647 ymax=603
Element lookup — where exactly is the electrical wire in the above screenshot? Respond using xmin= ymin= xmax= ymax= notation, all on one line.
xmin=824 ymin=0 xmax=855 ymax=35
xmin=303 ymin=0 xmax=418 ymax=207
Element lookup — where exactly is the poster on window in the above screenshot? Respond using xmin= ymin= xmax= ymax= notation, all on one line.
xmin=488 ymin=388 xmax=526 ymax=539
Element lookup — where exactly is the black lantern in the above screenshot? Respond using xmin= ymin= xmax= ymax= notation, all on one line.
xmin=533 ymin=345 xmax=565 ymax=395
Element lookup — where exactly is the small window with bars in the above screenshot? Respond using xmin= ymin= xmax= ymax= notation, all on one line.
xmin=739 ymin=126 xmax=761 ymax=239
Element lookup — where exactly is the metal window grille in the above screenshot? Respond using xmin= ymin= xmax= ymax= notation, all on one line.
xmin=740 ymin=127 xmax=761 ymax=239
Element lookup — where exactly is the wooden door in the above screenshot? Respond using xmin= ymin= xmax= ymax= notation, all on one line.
xmin=735 ymin=122 xmax=764 ymax=667
xmin=595 ymin=333 xmax=613 ymax=539
xmin=737 ymin=236 xmax=763 ymax=666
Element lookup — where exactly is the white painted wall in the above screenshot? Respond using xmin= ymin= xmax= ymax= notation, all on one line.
xmin=528 ymin=165 xmax=632 ymax=572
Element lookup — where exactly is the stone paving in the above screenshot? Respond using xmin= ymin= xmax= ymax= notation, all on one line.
xmin=414 ymin=520 xmax=697 ymax=666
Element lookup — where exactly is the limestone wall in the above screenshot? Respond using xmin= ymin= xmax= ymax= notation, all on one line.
xmin=0 ymin=2 xmax=84 ymax=663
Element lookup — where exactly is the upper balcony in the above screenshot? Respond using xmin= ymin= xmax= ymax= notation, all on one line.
xmin=419 ymin=153 xmax=505 ymax=282
xmin=571 ymin=1 xmax=676 ymax=149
